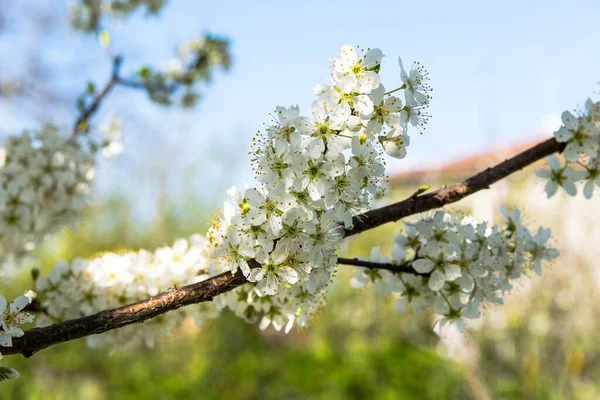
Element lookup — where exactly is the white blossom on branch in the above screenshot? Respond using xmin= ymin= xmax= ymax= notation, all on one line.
xmin=536 ymin=99 xmax=600 ymax=198
xmin=346 ymin=208 xmax=559 ymax=333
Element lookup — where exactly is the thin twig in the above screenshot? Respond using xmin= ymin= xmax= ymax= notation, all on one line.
xmin=337 ymin=257 xmax=422 ymax=275
xmin=70 ymin=48 xmax=212 ymax=137
xmin=70 ymin=55 xmax=123 ymax=137
xmin=4 ymin=269 xmax=247 ymax=357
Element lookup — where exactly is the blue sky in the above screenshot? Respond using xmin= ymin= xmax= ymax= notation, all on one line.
xmin=2 ymin=0 xmax=600 ymax=216
xmin=141 ymin=0 xmax=600 ymax=171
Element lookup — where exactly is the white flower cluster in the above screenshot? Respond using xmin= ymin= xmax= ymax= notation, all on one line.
xmin=208 ymin=45 xmax=431 ymax=330
xmin=207 ymin=45 xmax=432 ymax=329
xmin=0 ymin=291 xmax=36 ymax=357
xmin=216 ymin=265 xmax=334 ymax=333
xmin=34 ymin=235 xmax=217 ymax=350
xmin=351 ymin=208 xmax=559 ymax=333
xmin=0 ymin=125 xmax=96 ymax=265
xmin=536 ymin=99 xmax=600 ymax=198
xmin=0 ymin=290 xmax=36 ymax=381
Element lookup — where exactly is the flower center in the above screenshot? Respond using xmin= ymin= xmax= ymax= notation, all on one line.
xmin=376 ymin=106 xmax=389 ymax=117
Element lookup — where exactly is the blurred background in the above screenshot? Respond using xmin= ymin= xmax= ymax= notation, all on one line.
xmin=1 ymin=1 xmax=600 ymax=399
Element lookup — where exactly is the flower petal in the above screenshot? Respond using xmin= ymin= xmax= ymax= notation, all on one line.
xmin=428 ymin=269 xmax=446 ymax=291
xmin=412 ymin=259 xmax=434 ymax=273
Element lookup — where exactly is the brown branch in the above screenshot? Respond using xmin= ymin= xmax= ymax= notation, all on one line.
xmin=69 ymin=46 xmax=221 ymax=136
xmin=4 ymin=257 xmax=417 ymax=358
xmin=3 ymin=269 xmax=247 ymax=357
xmin=2 ymin=135 xmax=565 ymax=358
xmin=346 ymin=137 xmax=565 ymax=237
xmin=71 ymin=55 xmax=123 ymax=137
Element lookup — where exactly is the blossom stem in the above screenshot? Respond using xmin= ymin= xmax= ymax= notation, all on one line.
xmin=440 ymin=292 xmax=453 ymax=309
xmin=384 ymin=84 xmax=406 ymax=96
xmin=336 ymin=257 xmax=424 ymax=275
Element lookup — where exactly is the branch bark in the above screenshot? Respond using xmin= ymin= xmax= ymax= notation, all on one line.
xmin=3 ymin=270 xmax=247 ymax=357
xmin=2 ymin=136 xmax=565 ymax=358
xmin=345 ymin=137 xmax=565 ymax=237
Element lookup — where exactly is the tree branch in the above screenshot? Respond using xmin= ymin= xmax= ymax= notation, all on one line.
xmin=346 ymin=137 xmax=565 ymax=237
xmin=2 ymin=135 xmax=564 ymax=358
xmin=71 ymin=55 xmax=123 ymax=137
xmin=3 ymin=269 xmax=247 ymax=357
xmin=70 ymin=46 xmax=220 ymax=137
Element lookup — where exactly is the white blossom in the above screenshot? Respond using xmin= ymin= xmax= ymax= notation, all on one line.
xmin=0 ymin=290 xmax=36 ymax=381
xmin=206 ymin=44 xmax=432 ymax=332
xmin=398 ymin=56 xmax=432 ymax=106
xmin=0 ymin=291 xmax=35 ymax=348
xmin=0 ymin=126 xmax=96 ymax=266
xmin=350 ymin=208 xmax=559 ymax=333
xmin=99 ymin=114 xmax=124 ymax=157
xmin=538 ymin=99 xmax=600 ymax=198
xmin=34 ymin=236 xmax=217 ymax=350
xmin=535 ymin=155 xmax=581 ymax=197
xmin=382 ymin=128 xmax=410 ymax=159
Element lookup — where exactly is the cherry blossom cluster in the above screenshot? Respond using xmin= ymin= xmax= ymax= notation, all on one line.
xmin=350 ymin=208 xmax=559 ymax=332
xmin=536 ymin=99 xmax=600 ymax=198
xmin=33 ymin=235 xmax=217 ymax=350
xmin=207 ymin=45 xmax=432 ymax=308
xmin=0 ymin=291 xmax=36 ymax=381
xmin=0 ymin=125 xmax=96 ymax=266
xmin=216 ymin=256 xmax=335 ymax=333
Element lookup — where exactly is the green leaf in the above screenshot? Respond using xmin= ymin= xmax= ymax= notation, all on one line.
xmin=138 ymin=66 xmax=150 ymax=79
xmin=0 ymin=366 xmax=20 ymax=382
xmin=77 ymin=120 xmax=89 ymax=133
xmin=410 ymin=185 xmax=431 ymax=199
xmin=86 ymin=81 xmax=96 ymax=94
